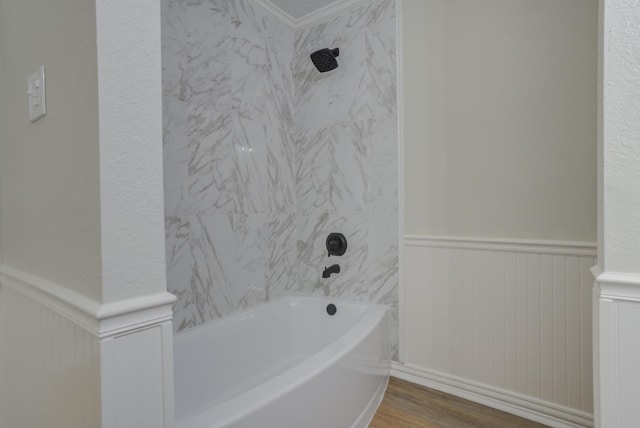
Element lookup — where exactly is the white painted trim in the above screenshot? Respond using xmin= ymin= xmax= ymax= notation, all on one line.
xmin=248 ymin=0 xmax=374 ymax=32
xmin=591 ymin=264 xmax=603 ymax=281
xmin=98 ymin=298 xmax=175 ymax=339
xmin=596 ymin=271 xmax=640 ymax=302
xmin=405 ymin=234 xmax=597 ymax=256
xmin=0 ymin=265 xmax=101 ymax=332
xmin=161 ymin=323 xmax=176 ymax=427
xmin=0 ymin=264 xmax=176 ymax=339
xmin=100 ymin=321 xmax=175 ymax=428
xmin=391 ymin=362 xmax=594 ymax=428
xmin=592 ymin=282 xmax=601 ymax=428
xmin=395 ymin=0 xmax=405 ymax=365
xmin=247 ymin=0 xmax=298 ymax=31
xmin=596 ymin=299 xmax=619 ymax=427
xmin=293 ymin=0 xmax=373 ymax=31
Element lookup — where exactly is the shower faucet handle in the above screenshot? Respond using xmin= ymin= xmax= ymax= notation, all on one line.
xmin=326 ymin=233 xmax=347 ymax=257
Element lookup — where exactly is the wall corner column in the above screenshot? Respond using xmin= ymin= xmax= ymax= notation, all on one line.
xmin=597 ymin=0 xmax=640 ymax=425
xmin=95 ymin=0 xmax=174 ymax=426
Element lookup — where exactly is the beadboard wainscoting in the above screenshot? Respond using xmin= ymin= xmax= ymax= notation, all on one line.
xmin=0 ymin=283 xmax=100 ymax=428
xmin=0 ymin=266 xmax=176 ymax=428
xmin=596 ymin=273 xmax=640 ymax=428
xmin=396 ymin=235 xmax=596 ymax=428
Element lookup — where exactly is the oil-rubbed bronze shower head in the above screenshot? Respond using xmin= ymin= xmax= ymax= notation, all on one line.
xmin=310 ymin=47 xmax=340 ymax=73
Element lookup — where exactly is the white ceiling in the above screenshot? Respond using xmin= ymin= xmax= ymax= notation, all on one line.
xmin=267 ymin=0 xmax=341 ymax=19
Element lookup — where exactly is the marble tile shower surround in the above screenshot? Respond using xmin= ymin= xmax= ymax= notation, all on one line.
xmin=162 ymin=0 xmax=398 ymax=357
xmin=163 ymin=0 xmax=297 ymax=329
xmin=293 ymin=0 xmax=398 ymax=356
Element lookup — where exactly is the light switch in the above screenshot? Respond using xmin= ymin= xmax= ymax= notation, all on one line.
xmin=27 ymin=66 xmax=46 ymax=122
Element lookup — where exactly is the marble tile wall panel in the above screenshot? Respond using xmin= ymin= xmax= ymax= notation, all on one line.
xmin=229 ymin=1 xmax=298 ymax=215
xmin=185 ymin=1 xmax=234 ymax=214
xmin=162 ymin=0 xmax=297 ymax=332
xmin=165 ymin=216 xmax=194 ymax=331
xmin=163 ymin=98 xmax=189 ymax=216
xmin=163 ymin=0 xmax=296 ymax=218
xmin=368 ymin=116 xmax=399 ymax=213
xmin=190 ymin=214 xmax=269 ymax=318
xmin=162 ymin=0 xmax=189 ymax=102
xmin=166 ymin=212 xmax=299 ymax=331
xmin=266 ymin=212 xmax=298 ymax=300
xmin=294 ymin=1 xmax=397 ymax=128
xmin=293 ymin=0 xmax=399 ymax=358
xmin=368 ymin=209 xmax=399 ymax=359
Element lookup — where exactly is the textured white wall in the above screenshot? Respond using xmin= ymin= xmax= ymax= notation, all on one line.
xmin=602 ymin=0 xmax=640 ymax=274
xmin=0 ymin=0 xmax=102 ymax=301
xmin=97 ymin=0 xmax=167 ymax=302
xmin=400 ymin=0 xmax=599 ymax=423
xmin=404 ymin=0 xmax=598 ymax=241
xmin=597 ymin=0 xmax=640 ymax=426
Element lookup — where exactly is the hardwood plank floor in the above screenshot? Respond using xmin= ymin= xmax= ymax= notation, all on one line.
xmin=369 ymin=377 xmax=549 ymax=428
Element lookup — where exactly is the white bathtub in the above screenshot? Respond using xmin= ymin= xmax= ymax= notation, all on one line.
xmin=173 ymin=296 xmax=390 ymax=428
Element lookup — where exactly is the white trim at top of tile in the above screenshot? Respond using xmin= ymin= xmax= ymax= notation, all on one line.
xmin=248 ymin=0 xmax=375 ymax=32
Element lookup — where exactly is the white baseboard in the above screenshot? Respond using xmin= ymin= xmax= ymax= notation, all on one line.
xmin=390 ymin=362 xmax=594 ymax=428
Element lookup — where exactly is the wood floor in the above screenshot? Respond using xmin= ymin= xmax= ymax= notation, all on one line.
xmin=369 ymin=377 xmax=549 ymax=428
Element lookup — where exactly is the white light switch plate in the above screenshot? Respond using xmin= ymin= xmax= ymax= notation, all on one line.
xmin=27 ymin=66 xmax=46 ymax=122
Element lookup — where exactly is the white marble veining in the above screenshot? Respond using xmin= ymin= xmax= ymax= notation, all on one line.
xmin=266 ymin=212 xmax=298 ymax=299
xmin=162 ymin=0 xmax=189 ymax=102
xmin=163 ymin=98 xmax=189 ymax=217
xmin=293 ymin=0 xmax=399 ymax=356
xmin=162 ymin=0 xmax=398 ymax=357
xmin=191 ymin=214 xmax=269 ymax=317
xmin=269 ymin=0 xmax=340 ymax=19
xmin=163 ymin=0 xmax=298 ymax=331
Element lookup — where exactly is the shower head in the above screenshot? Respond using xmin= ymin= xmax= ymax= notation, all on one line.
xmin=310 ymin=48 xmax=340 ymax=73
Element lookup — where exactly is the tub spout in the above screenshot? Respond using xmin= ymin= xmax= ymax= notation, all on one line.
xmin=322 ymin=264 xmax=340 ymax=278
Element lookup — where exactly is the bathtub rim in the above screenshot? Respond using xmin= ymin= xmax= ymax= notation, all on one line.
xmin=173 ymin=295 xmax=375 ymax=343
xmin=174 ymin=295 xmax=390 ymax=428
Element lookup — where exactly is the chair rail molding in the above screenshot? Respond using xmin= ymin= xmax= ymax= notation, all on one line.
xmin=405 ymin=234 xmax=597 ymax=256
xmin=597 ymin=271 xmax=640 ymax=302
xmin=0 ymin=264 xmax=175 ymax=338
